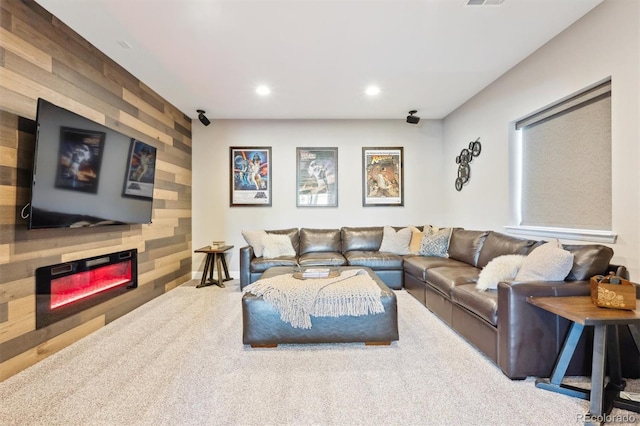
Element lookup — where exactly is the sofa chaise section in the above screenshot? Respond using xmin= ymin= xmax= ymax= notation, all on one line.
xmin=404 ymin=229 xmax=638 ymax=379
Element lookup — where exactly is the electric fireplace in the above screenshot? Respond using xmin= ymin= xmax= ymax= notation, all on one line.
xmin=36 ymin=249 xmax=137 ymax=328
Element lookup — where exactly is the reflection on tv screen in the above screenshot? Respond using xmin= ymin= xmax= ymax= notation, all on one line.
xmin=29 ymin=99 xmax=156 ymax=229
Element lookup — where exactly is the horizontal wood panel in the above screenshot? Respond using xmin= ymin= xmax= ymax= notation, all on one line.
xmin=0 ymin=315 xmax=104 ymax=381
xmin=154 ymin=188 xmax=179 ymax=201
xmin=0 ymin=186 xmax=17 ymax=217
xmin=0 ymin=0 xmax=192 ymax=381
xmin=0 ymin=302 xmax=7 ymax=322
xmin=0 ymin=66 xmax=107 ymax=124
xmin=0 ymin=295 xmax=34 ymax=343
xmin=0 ymin=243 xmax=9 ymax=264
xmin=0 ymin=84 xmax=33 ymax=117
xmin=0 ymin=276 xmax=33 ymax=304
xmin=117 ymin=111 xmax=171 ymax=145
xmin=123 ymin=88 xmax=174 ymax=128
xmin=0 ymin=27 xmax=52 ymax=72
xmin=0 ymin=110 xmax=18 ymax=148
xmin=53 ymin=59 xmax=136 ymax=116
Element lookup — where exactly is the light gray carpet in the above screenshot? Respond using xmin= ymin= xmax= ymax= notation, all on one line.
xmin=1 ymin=280 xmax=638 ymax=426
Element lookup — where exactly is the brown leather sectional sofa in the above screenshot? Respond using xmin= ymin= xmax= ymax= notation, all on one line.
xmin=239 ymin=226 xmax=639 ymax=379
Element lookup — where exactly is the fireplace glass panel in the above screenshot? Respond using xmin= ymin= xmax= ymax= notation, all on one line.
xmin=50 ymin=260 xmax=132 ymax=309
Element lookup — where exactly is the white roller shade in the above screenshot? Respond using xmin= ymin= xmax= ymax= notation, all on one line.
xmin=517 ymin=81 xmax=611 ymax=231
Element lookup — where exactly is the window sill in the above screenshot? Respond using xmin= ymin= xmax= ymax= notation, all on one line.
xmin=503 ymin=226 xmax=617 ymax=244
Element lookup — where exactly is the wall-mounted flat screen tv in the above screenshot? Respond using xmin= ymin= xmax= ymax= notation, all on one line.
xmin=29 ymin=98 xmax=157 ymax=229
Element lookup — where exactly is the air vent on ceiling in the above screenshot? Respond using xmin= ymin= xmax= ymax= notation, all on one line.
xmin=117 ymin=40 xmax=133 ymax=49
xmin=466 ymin=0 xmax=504 ymax=5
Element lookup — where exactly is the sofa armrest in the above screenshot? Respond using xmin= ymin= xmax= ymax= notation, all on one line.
xmin=239 ymin=245 xmax=254 ymax=289
xmin=497 ymin=280 xmax=591 ymax=379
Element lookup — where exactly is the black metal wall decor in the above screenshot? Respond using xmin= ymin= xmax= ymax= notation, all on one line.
xmin=455 ymin=138 xmax=481 ymax=191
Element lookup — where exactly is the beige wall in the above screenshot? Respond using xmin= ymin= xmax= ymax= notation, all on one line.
xmin=0 ymin=1 xmax=192 ymax=381
xmin=190 ymin=0 xmax=640 ymax=280
xmin=441 ymin=0 xmax=640 ymax=277
xmin=191 ymin=119 xmax=444 ymax=275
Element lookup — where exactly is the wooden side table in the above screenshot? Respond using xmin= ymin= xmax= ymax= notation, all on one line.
xmin=194 ymin=245 xmax=234 ymax=288
xmin=528 ymin=296 xmax=640 ymax=425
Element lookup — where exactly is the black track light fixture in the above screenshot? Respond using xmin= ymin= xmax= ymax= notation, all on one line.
xmin=406 ymin=110 xmax=420 ymax=124
xmin=197 ymin=109 xmax=211 ymax=126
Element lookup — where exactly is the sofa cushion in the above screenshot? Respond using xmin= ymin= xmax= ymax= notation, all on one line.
xmin=341 ymin=227 xmax=383 ymax=252
xmin=451 ymin=284 xmax=498 ymax=326
xmin=418 ymin=227 xmax=452 ymax=257
xmin=448 ymin=229 xmax=489 ymax=267
xmin=266 ymin=228 xmax=300 ymax=255
xmin=563 ymin=244 xmax=614 ymax=281
xmin=299 ymin=228 xmax=341 ymax=255
xmin=379 ymin=226 xmax=413 ymax=255
xmin=427 ymin=265 xmax=480 ymax=298
xmin=298 ymin=252 xmax=347 ymax=267
xmin=515 ymin=240 xmax=574 ymax=282
xmin=343 ymin=251 xmax=403 ymax=270
xmin=262 ymin=234 xmax=296 ymax=258
xmin=476 ymin=231 xmax=537 ymax=269
xmin=403 ymin=256 xmax=469 ymax=281
xmin=476 ymin=254 xmax=526 ymax=291
xmin=250 ymin=257 xmax=298 ymax=273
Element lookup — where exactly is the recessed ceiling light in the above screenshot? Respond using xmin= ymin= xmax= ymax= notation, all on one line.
xmin=365 ymin=86 xmax=381 ymax=96
xmin=256 ymin=85 xmax=271 ymax=96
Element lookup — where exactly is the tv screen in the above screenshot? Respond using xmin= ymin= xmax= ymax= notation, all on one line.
xmin=29 ymin=98 xmax=157 ymax=229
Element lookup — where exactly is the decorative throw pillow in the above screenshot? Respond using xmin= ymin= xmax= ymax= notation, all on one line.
xmin=379 ymin=226 xmax=413 ymax=255
xmin=241 ymin=229 xmax=268 ymax=257
xmin=476 ymin=254 xmax=526 ymax=291
xmin=418 ymin=227 xmax=452 ymax=257
xmin=409 ymin=230 xmax=424 ymax=254
xmin=515 ymin=239 xmax=574 ymax=282
xmin=262 ymin=233 xmax=296 ymax=258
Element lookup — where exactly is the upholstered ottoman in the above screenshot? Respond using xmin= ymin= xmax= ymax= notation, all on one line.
xmin=242 ymin=266 xmax=399 ymax=347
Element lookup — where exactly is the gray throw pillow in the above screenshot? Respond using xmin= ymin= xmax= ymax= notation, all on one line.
xmin=418 ymin=227 xmax=452 ymax=257
xmin=379 ymin=226 xmax=413 ymax=255
xmin=241 ymin=229 xmax=267 ymax=257
xmin=515 ymin=239 xmax=574 ymax=282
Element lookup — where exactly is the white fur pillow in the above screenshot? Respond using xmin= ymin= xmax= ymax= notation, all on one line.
xmin=379 ymin=226 xmax=414 ymax=255
xmin=262 ymin=234 xmax=296 ymax=258
xmin=241 ymin=229 xmax=268 ymax=257
xmin=515 ymin=239 xmax=574 ymax=282
xmin=476 ymin=254 xmax=526 ymax=291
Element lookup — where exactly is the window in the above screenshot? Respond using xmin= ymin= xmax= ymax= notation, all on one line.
xmin=507 ymin=79 xmax=615 ymax=243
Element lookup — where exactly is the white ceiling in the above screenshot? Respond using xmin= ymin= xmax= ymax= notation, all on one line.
xmin=36 ymin=0 xmax=602 ymax=121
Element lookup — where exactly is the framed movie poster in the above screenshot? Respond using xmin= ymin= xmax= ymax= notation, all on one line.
xmin=230 ymin=147 xmax=272 ymax=206
xmin=296 ymin=147 xmax=338 ymax=207
xmin=123 ymin=139 xmax=157 ymax=199
xmin=55 ymin=127 xmax=105 ymax=193
xmin=362 ymin=147 xmax=404 ymax=206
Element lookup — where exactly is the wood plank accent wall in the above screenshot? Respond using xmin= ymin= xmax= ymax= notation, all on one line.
xmin=0 ymin=0 xmax=192 ymax=381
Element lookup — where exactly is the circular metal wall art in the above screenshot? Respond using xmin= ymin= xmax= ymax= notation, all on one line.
xmin=455 ymin=138 xmax=481 ymax=192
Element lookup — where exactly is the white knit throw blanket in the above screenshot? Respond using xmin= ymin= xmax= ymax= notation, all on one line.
xmin=243 ymin=269 xmax=384 ymax=329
